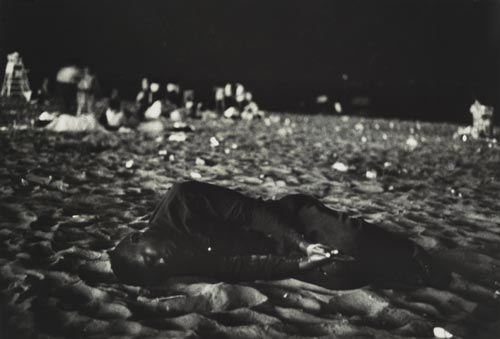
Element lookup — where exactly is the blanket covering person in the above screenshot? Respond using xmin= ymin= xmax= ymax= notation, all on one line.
xmin=110 ymin=181 xmax=451 ymax=289
xmin=44 ymin=113 xmax=107 ymax=132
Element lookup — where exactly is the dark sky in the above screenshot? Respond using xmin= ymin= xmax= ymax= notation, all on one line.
xmin=1 ymin=0 xmax=499 ymax=120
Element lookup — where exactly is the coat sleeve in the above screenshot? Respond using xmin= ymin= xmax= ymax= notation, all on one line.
xmin=246 ymin=199 xmax=307 ymax=254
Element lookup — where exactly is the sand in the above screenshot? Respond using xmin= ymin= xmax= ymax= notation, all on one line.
xmin=0 ymin=113 xmax=499 ymax=339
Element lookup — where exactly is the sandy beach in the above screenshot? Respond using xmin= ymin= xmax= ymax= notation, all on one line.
xmin=1 ymin=113 xmax=499 ymax=339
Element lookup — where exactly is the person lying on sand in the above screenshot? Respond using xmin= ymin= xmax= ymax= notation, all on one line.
xmin=37 ymin=111 xmax=108 ymax=133
xmin=110 ymin=181 xmax=451 ymax=289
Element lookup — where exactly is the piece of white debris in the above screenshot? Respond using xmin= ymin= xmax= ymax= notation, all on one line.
xmin=332 ymin=162 xmax=349 ymax=172
xmin=433 ymin=327 xmax=453 ymax=339
xmin=190 ymin=172 xmax=202 ymax=179
xmin=168 ymin=132 xmax=187 ymax=142
xmin=406 ymin=136 xmax=419 ymax=151
xmin=210 ymin=136 xmax=220 ymax=147
xmin=366 ymin=170 xmax=377 ymax=179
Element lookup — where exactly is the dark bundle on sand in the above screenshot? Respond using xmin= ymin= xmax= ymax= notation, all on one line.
xmin=110 ymin=180 xmax=450 ymax=290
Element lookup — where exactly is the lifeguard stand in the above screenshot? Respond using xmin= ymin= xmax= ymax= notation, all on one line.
xmin=1 ymin=52 xmax=32 ymax=101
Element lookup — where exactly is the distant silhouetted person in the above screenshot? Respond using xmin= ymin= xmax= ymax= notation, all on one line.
xmin=108 ymin=88 xmax=121 ymax=112
xmin=223 ymin=83 xmax=239 ymax=118
xmin=136 ymin=77 xmax=152 ymax=120
xmin=56 ymin=64 xmax=81 ymax=113
xmin=76 ymin=67 xmax=99 ymax=115
xmin=100 ymin=88 xmax=125 ymax=131
xmin=36 ymin=77 xmax=51 ymax=106
xmin=235 ymin=83 xmax=246 ymax=112
xmin=223 ymin=83 xmax=236 ymax=109
xmin=214 ymin=86 xmax=225 ymax=115
xmin=183 ymin=89 xmax=195 ymax=118
xmin=143 ymin=82 xmax=163 ymax=120
xmin=166 ymin=82 xmax=181 ymax=107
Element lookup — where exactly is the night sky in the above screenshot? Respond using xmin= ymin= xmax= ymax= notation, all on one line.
xmin=1 ymin=0 xmax=499 ymax=122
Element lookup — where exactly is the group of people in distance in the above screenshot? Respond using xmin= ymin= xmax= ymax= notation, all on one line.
xmin=34 ymin=65 xmax=264 ymax=133
xmin=215 ymin=83 xmax=263 ymax=120
xmin=54 ymin=64 xmax=100 ymax=115
xmin=135 ymin=78 xmax=263 ymax=125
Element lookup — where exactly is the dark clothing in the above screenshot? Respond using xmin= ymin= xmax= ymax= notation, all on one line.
xmin=144 ymin=182 xmax=305 ymax=282
xmin=223 ymin=95 xmax=237 ymax=109
xmin=148 ymin=181 xmax=305 ymax=255
xmin=109 ymin=95 xmax=121 ymax=112
xmin=36 ymin=84 xmax=50 ymax=105
xmin=237 ymin=99 xmax=248 ymax=112
xmin=57 ymin=82 xmax=77 ymax=113
xmin=166 ymin=90 xmax=180 ymax=107
xmin=215 ymin=99 xmax=225 ymax=115
xmin=136 ymin=89 xmax=152 ymax=120
xmin=114 ymin=181 xmax=450 ymax=289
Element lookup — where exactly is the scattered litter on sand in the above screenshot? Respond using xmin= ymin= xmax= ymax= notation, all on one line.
xmin=0 ymin=114 xmax=499 ymax=339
